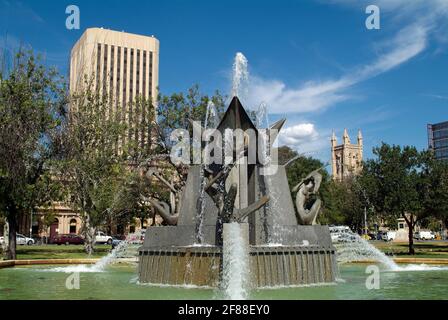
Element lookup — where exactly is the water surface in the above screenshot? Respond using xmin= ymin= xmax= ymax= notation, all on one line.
xmin=0 ymin=264 xmax=447 ymax=300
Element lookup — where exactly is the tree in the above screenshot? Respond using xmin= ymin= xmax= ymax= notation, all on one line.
xmin=417 ymin=152 xmax=448 ymax=235
xmin=54 ymin=77 xmax=131 ymax=254
xmin=362 ymin=143 xmax=425 ymax=254
xmin=156 ymin=84 xmax=226 ymax=151
xmin=0 ymin=50 xmax=65 ymax=259
xmin=320 ymin=178 xmax=366 ymax=230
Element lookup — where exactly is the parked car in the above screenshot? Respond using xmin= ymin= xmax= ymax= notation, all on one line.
xmin=16 ymin=233 xmax=35 ymax=245
xmin=51 ymin=234 xmax=84 ymax=245
xmin=338 ymin=232 xmax=358 ymax=242
xmin=95 ymin=231 xmax=113 ymax=244
xmin=329 ymin=226 xmax=352 ymax=243
xmin=375 ymin=231 xmax=386 ymax=240
xmin=382 ymin=231 xmax=396 ymax=241
xmin=414 ymin=231 xmax=435 ymax=240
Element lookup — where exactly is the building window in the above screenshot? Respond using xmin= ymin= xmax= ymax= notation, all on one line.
xmin=435 ymin=139 xmax=448 ymax=149
xmin=96 ymin=44 xmax=102 ymax=90
xmin=129 ymin=48 xmax=134 ymax=142
xmin=69 ymin=219 xmax=77 ymax=234
xmin=149 ymin=51 xmax=153 ymax=97
xmin=143 ymin=51 xmax=147 ymax=98
xmin=136 ymin=49 xmax=140 ymax=96
xmin=116 ymin=46 xmax=121 ymax=112
xmin=50 ymin=218 xmax=59 ymax=238
xmin=123 ymin=48 xmax=127 ymax=114
xmin=103 ymin=44 xmax=108 ymax=97
xmin=110 ymin=45 xmax=115 ymax=100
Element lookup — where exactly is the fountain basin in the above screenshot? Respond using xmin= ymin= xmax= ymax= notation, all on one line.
xmin=2 ymin=263 xmax=448 ymax=300
xmin=138 ymin=238 xmax=337 ymax=288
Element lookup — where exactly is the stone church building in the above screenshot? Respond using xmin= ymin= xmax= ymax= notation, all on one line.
xmin=331 ymin=129 xmax=363 ymax=181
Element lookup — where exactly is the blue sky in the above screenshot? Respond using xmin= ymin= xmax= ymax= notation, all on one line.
xmin=1 ymin=0 xmax=447 ymax=163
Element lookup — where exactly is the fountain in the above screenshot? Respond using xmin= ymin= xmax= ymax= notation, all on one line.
xmin=334 ymin=230 xmax=399 ymax=270
xmin=138 ymin=95 xmax=338 ymax=288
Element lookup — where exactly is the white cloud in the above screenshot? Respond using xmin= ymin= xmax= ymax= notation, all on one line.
xmin=277 ymin=123 xmax=329 ymax=156
xmin=244 ymin=0 xmax=448 ymax=115
xmin=246 ymin=22 xmax=428 ymax=115
xmin=248 ymin=0 xmax=448 ymax=157
xmin=280 ymin=123 xmax=318 ymax=146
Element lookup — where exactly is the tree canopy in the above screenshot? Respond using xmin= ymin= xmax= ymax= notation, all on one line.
xmin=0 ymin=50 xmax=65 ymax=259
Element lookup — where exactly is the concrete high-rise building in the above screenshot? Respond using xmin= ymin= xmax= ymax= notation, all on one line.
xmin=428 ymin=121 xmax=448 ymax=160
xmin=331 ymin=129 xmax=363 ymax=181
xmin=70 ymin=28 xmax=159 ymax=151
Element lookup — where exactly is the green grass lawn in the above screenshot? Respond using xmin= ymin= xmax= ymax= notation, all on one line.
xmin=11 ymin=244 xmax=111 ymax=260
xmin=372 ymin=240 xmax=448 ymax=258
xmin=2 ymin=240 xmax=448 ymax=261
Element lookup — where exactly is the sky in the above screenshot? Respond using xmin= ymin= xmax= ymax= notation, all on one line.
xmin=1 ymin=0 xmax=447 ymax=163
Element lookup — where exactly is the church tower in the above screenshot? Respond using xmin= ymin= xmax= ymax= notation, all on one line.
xmin=331 ymin=129 xmax=363 ymax=181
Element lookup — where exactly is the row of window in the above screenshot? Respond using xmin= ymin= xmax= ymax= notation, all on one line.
xmin=431 ymin=122 xmax=448 ymax=131
xmin=435 ymin=149 xmax=448 ymax=159
xmin=95 ymin=43 xmax=154 ymax=101
xmin=434 ymin=138 xmax=448 ymax=149
xmin=94 ymin=43 xmax=155 ymax=151
xmin=432 ymin=129 xmax=448 ymax=140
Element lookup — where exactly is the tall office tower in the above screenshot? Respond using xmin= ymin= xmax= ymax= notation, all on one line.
xmin=70 ymin=28 xmax=159 ymax=153
xmin=331 ymin=129 xmax=363 ymax=181
xmin=428 ymin=121 xmax=448 ymax=160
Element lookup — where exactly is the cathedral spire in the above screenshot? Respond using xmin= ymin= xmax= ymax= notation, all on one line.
xmin=343 ymin=128 xmax=350 ymax=144
xmin=357 ymin=130 xmax=363 ymax=146
xmin=331 ymin=130 xmax=337 ymax=147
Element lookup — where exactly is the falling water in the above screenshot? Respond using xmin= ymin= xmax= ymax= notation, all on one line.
xmin=222 ymin=222 xmax=250 ymax=300
xmin=232 ymin=52 xmax=249 ymax=99
xmin=195 ymin=166 xmax=207 ymax=244
xmin=255 ymin=102 xmax=269 ymax=129
xmin=335 ymin=230 xmax=399 ymax=270
xmin=205 ymin=101 xmax=219 ymax=129
xmin=41 ymin=239 xmax=135 ymax=273
xmin=90 ymin=240 xmax=132 ymax=271
xmin=335 ymin=230 xmax=448 ymax=272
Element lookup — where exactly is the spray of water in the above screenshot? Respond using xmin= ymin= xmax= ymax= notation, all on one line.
xmin=40 ymin=239 xmax=135 ymax=273
xmin=205 ymin=101 xmax=219 ymax=129
xmin=222 ymin=222 xmax=249 ymax=300
xmin=335 ymin=229 xmax=448 ymax=272
xmin=195 ymin=166 xmax=207 ymax=244
xmin=232 ymin=52 xmax=249 ymax=99
xmin=335 ymin=232 xmax=399 ymax=270
xmin=255 ymin=102 xmax=268 ymax=129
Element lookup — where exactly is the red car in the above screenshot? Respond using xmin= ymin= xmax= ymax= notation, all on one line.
xmin=51 ymin=234 xmax=84 ymax=245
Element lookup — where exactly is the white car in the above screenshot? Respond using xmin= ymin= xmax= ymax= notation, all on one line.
xmin=95 ymin=231 xmax=113 ymax=244
xmin=329 ymin=226 xmax=353 ymax=243
xmin=16 ymin=234 xmax=35 ymax=245
xmin=415 ymin=231 xmax=435 ymax=240
xmin=382 ymin=231 xmax=396 ymax=241
xmin=0 ymin=236 xmax=4 ymax=245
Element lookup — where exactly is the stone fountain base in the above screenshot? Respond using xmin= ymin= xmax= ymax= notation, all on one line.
xmin=138 ymin=224 xmax=338 ymax=288
xmin=138 ymin=246 xmax=337 ymax=287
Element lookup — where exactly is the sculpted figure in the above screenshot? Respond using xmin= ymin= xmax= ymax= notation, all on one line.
xmin=292 ymin=169 xmax=322 ymax=225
